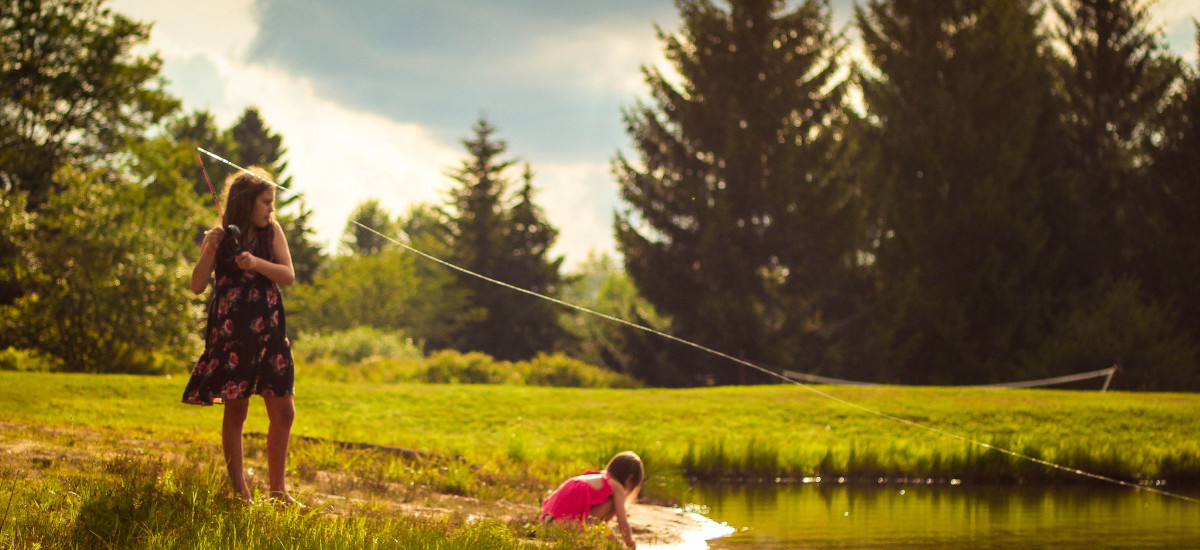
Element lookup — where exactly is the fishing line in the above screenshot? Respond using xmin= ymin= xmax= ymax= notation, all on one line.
xmin=195 ymin=147 xmax=1200 ymax=505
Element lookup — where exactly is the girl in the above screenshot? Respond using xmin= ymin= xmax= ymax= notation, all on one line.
xmin=182 ymin=166 xmax=298 ymax=505
xmin=540 ymin=451 xmax=644 ymax=549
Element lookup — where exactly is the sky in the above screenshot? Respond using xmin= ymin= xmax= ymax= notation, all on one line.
xmin=108 ymin=0 xmax=1199 ymax=270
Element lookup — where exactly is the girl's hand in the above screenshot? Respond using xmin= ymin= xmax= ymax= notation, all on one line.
xmin=235 ymin=251 xmax=258 ymax=271
xmin=202 ymin=226 xmax=225 ymax=255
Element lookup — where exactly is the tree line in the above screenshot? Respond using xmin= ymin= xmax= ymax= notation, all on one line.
xmin=2 ymin=0 xmax=1198 ymax=390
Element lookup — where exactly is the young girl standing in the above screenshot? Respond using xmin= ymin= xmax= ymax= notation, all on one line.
xmin=182 ymin=166 xmax=298 ymax=505
xmin=540 ymin=451 xmax=644 ymax=549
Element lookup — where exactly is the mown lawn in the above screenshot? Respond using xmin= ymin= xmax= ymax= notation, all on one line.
xmin=4 ymin=371 xmax=1199 ymax=486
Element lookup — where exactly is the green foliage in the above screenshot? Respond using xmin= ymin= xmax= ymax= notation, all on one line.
xmin=295 ymin=326 xmax=423 ymax=365
xmin=0 ymin=0 xmax=179 ymax=209
xmin=0 ymin=346 xmax=62 ymax=372
xmin=287 ymin=248 xmax=480 ymax=349
xmin=341 ymin=199 xmax=398 ymax=255
xmin=854 ymin=0 xmax=1059 ymax=384
xmin=1023 ymin=278 xmax=1199 ymax=391
xmin=297 ymin=346 xmax=640 ymax=388
xmin=615 ymin=0 xmax=864 ymax=385
xmin=438 ymin=118 xmax=568 ymax=360
xmin=0 ymin=168 xmax=200 ymax=373
xmin=559 ymin=251 xmax=672 ymax=383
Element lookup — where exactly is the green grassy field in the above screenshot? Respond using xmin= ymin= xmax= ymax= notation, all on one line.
xmin=2 ymin=371 xmax=1199 ymax=548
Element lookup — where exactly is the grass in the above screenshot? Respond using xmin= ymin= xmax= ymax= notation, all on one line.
xmin=1 ymin=370 xmax=1199 ymax=547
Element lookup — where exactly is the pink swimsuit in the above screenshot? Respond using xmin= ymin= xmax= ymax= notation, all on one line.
xmin=539 ymin=471 xmax=612 ymax=523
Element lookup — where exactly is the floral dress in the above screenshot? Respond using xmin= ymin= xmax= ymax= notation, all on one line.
xmin=182 ymin=228 xmax=294 ymax=405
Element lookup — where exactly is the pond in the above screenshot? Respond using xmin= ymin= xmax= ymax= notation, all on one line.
xmin=678 ymin=481 xmax=1200 ymax=549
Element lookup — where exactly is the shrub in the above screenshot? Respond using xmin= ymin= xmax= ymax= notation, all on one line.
xmin=0 ymin=347 xmax=63 ymax=372
xmin=296 ymin=326 xmax=423 ymax=364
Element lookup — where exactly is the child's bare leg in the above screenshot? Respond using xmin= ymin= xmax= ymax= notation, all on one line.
xmin=222 ymin=398 xmax=252 ymax=502
xmin=589 ymin=498 xmax=616 ymax=522
xmin=263 ymin=395 xmax=296 ymax=501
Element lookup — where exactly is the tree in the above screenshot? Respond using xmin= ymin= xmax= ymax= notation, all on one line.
xmin=1145 ymin=30 xmax=1200 ymax=332
xmin=0 ymin=168 xmax=198 ymax=373
xmin=286 ymin=247 xmax=479 ymax=348
xmin=0 ymin=0 xmax=178 ymax=209
xmin=497 ymin=165 xmax=569 ymax=356
xmin=1047 ymin=0 xmax=1181 ymax=290
xmin=559 ymin=251 xmax=677 ymax=385
xmin=855 ymin=0 xmax=1058 ymax=383
xmin=342 ymin=199 xmax=398 ymax=255
xmin=614 ymin=0 xmax=862 ymax=385
xmin=439 ymin=117 xmax=567 ymax=360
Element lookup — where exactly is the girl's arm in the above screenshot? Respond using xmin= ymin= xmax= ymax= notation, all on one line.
xmin=190 ymin=225 xmax=224 ymax=295
xmin=236 ymin=220 xmax=295 ymax=286
xmin=609 ymin=482 xmax=637 ymax=549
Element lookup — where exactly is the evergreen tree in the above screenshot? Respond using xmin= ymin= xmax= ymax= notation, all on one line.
xmin=1048 ymin=0 xmax=1181 ymax=289
xmin=1132 ymin=30 xmax=1200 ymax=388
xmin=499 ymin=165 xmax=569 ymax=357
xmin=855 ymin=0 xmax=1058 ymax=383
xmin=440 ymin=118 xmax=566 ymax=361
xmin=614 ymin=0 xmax=862 ymax=385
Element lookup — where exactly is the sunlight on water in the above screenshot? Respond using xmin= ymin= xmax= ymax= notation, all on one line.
xmin=680 ymin=482 xmax=1200 ymax=549
xmin=642 ymin=507 xmax=737 ymax=550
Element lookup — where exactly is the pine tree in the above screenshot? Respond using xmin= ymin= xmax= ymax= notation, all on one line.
xmin=1048 ymin=0 xmax=1181 ymax=289
xmin=440 ymin=118 xmax=566 ymax=360
xmin=499 ymin=165 xmax=568 ymax=357
xmin=855 ymin=0 xmax=1058 ymax=383
xmin=614 ymin=0 xmax=862 ymax=385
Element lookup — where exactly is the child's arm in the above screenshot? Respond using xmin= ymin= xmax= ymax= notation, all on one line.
xmin=609 ymin=483 xmax=637 ymax=549
xmin=236 ymin=221 xmax=295 ymax=286
xmin=190 ymin=225 xmax=224 ymax=295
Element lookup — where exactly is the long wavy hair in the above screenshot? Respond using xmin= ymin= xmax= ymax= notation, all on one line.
xmin=606 ymin=451 xmax=644 ymax=505
xmin=220 ymin=166 xmax=276 ymax=259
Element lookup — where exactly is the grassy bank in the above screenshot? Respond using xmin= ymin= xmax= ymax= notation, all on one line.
xmin=2 ymin=371 xmax=1199 ymax=547
xmin=5 ymin=371 xmax=1200 ymax=485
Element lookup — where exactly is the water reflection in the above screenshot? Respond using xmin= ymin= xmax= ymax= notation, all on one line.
xmin=685 ymin=482 xmax=1200 ymax=549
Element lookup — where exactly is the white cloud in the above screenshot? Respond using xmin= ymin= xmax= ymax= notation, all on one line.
xmin=111 ymin=0 xmax=616 ymax=268
xmin=531 ymin=160 xmax=620 ymax=264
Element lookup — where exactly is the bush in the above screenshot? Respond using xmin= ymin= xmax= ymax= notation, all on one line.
xmin=0 ymin=347 xmax=63 ymax=372
xmin=295 ymin=326 xmax=423 ymax=364
xmin=299 ymin=345 xmax=640 ymax=388
xmin=422 ymin=350 xmax=520 ymax=384
xmin=524 ymin=353 xmax=641 ymax=388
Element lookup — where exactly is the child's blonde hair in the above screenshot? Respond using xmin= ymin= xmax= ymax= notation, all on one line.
xmin=606 ymin=451 xmax=644 ymax=500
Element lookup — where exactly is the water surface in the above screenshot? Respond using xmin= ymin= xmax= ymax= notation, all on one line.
xmin=683 ymin=482 xmax=1200 ymax=549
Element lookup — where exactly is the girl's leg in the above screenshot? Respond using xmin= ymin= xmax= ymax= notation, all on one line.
xmin=222 ymin=398 xmax=252 ymax=502
xmin=263 ymin=394 xmax=296 ymax=501
xmin=589 ymin=497 xmax=617 ymax=522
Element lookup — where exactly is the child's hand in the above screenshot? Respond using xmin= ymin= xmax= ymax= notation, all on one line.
xmin=235 ymin=252 xmax=258 ymax=271
xmin=202 ymin=226 xmax=225 ymax=255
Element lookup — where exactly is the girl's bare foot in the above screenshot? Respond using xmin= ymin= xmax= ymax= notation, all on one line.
xmin=269 ymin=492 xmax=306 ymax=509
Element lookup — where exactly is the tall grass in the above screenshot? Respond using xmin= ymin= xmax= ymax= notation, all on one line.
xmin=0 ymin=447 xmax=621 ymax=549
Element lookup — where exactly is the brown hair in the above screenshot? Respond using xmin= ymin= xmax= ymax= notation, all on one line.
xmin=220 ymin=166 xmax=276 ymax=258
xmin=606 ymin=451 xmax=644 ymax=502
